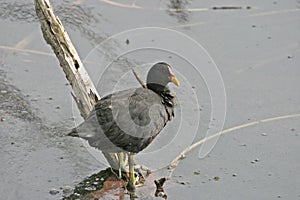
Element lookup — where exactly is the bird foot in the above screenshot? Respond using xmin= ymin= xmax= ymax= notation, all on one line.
xmin=134 ymin=164 xmax=151 ymax=173
xmin=126 ymin=181 xmax=136 ymax=192
xmin=134 ymin=164 xmax=151 ymax=182
xmin=120 ymin=165 xmax=150 ymax=183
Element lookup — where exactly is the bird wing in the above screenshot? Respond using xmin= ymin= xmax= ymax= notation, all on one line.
xmin=103 ymin=87 xmax=170 ymax=152
xmin=71 ymin=88 xmax=171 ymax=153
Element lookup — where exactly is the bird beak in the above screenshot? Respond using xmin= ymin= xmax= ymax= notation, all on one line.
xmin=170 ymin=75 xmax=180 ymax=86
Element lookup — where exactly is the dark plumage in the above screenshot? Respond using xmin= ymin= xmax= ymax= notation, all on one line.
xmin=68 ymin=62 xmax=179 ymax=191
xmin=69 ymin=62 xmax=179 ymax=154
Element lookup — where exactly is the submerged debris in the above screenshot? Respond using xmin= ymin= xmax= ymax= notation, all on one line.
xmin=62 ymin=186 xmax=74 ymax=197
xmin=212 ymin=6 xmax=251 ymax=10
xmin=31 ymin=97 xmax=38 ymax=101
xmin=0 ymin=116 xmax=5 ymax=122
xmin=176 ymin=180 xmax=187 ymax=185
xmin=251 ymin=158 xmax=260 ymax=164
xmin=268 ymin=172 xmax=273 ymax=176
xmin=193 ymin=170 xmax=200 ymax=175
xmin=154 ymin=178 xmax=167 ymax=199
xmin=84 ymin=186 xmax=96 ymax=191
xmin=49 ymin=188 xmax=59 ymax=195
xmin=61 ymin=167 xmax=150 ymax=200
xmin=62 ymin=168 xmax=119 ymax=200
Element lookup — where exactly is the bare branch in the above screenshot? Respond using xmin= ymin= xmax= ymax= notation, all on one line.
xmin=131 ymin=68 xmax=147 ymax=88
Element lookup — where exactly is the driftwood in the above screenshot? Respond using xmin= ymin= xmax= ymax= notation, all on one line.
xmin=34 ymin=0 xmax=121 ymax=170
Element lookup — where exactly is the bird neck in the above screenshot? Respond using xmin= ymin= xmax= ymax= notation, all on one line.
xmin=146 ymin=83 xmax=166 ymax=93
xmin=147 ymin=84 xmax=175 ymax=107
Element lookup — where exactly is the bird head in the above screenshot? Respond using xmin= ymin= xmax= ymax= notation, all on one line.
xmin=146 ymin=62 xmax=179 ymax=92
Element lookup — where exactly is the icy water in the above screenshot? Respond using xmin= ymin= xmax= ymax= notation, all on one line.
xmin=0 ymin=0 xmax=300 ymax=199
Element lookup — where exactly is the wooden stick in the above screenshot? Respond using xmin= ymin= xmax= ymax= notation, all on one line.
xmin=131 ymin=68 xmax=147 ymax=88
xmin=34 ymin=0 xmax=121 ymax=169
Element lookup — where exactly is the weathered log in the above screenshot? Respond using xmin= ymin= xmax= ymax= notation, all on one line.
xmin=34 ymin=0 xmax=120 ymax=169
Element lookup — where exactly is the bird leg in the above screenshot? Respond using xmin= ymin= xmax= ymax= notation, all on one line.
xmin=127 ymin=152 xmax=136 ymax=192
xmin=117 ymin=153 xmax=125 ymax=178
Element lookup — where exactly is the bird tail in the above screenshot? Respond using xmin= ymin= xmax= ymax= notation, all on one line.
xmin=67 ymin=128 xmax=79 ymax=137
